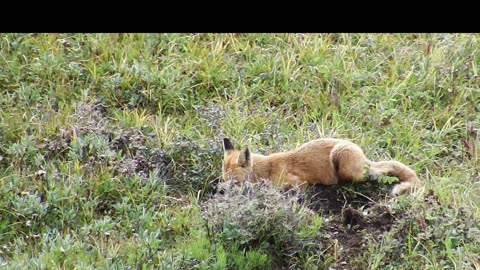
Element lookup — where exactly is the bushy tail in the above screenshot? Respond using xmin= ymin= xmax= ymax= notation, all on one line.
xmin=369 ymin=160 xmax=421 ymax=195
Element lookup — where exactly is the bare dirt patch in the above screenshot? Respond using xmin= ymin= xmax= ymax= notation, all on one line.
xmin=304 ymin=182 xmax=404 ymax=269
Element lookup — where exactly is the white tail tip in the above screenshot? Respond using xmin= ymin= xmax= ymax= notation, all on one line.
xmin=391 ymin=182 xmax=419 ymax=196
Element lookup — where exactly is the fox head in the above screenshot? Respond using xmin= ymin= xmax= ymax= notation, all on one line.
xmin=222 ymin=138 xmax=254 ymax=183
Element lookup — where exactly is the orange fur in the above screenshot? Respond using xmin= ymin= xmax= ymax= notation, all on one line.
xmin=222 ymin=138 xmax=421 ymax=195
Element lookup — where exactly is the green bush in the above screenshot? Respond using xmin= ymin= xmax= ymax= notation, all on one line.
xmin=202 ymin=180 xmax=326 ymax=269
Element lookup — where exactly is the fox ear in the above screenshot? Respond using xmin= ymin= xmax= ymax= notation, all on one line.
xmin=237 ymin=146 xmax=251 ymax=167
xmin=223 ymin=138 xmax=235 ymax=152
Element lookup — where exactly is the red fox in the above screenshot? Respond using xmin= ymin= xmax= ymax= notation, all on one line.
xmin=222 ymin=138 xmax=421 ymax=195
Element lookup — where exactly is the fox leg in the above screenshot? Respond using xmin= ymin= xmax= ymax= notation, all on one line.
xmin=281 ymin=173 xmax=310 ymax=188
xmin=330 ymin=143 xmax=370 ymax=183
xmin=331 ymin=143 xmax=421 ymax=195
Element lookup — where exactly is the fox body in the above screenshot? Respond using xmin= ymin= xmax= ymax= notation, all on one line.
xmin=222 ymin=138 xmax=421 ymax=195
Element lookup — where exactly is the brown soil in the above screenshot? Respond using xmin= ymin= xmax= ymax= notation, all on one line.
xmin=305 ymin=181 xmax=401 ymax=269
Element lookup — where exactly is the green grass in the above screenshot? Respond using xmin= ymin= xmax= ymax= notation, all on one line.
xmin=0 ymin=33 xmax=479 ymax=269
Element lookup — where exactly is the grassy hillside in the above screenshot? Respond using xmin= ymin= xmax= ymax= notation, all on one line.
xmin=0 ymin=33 xmax=479 ymax=269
